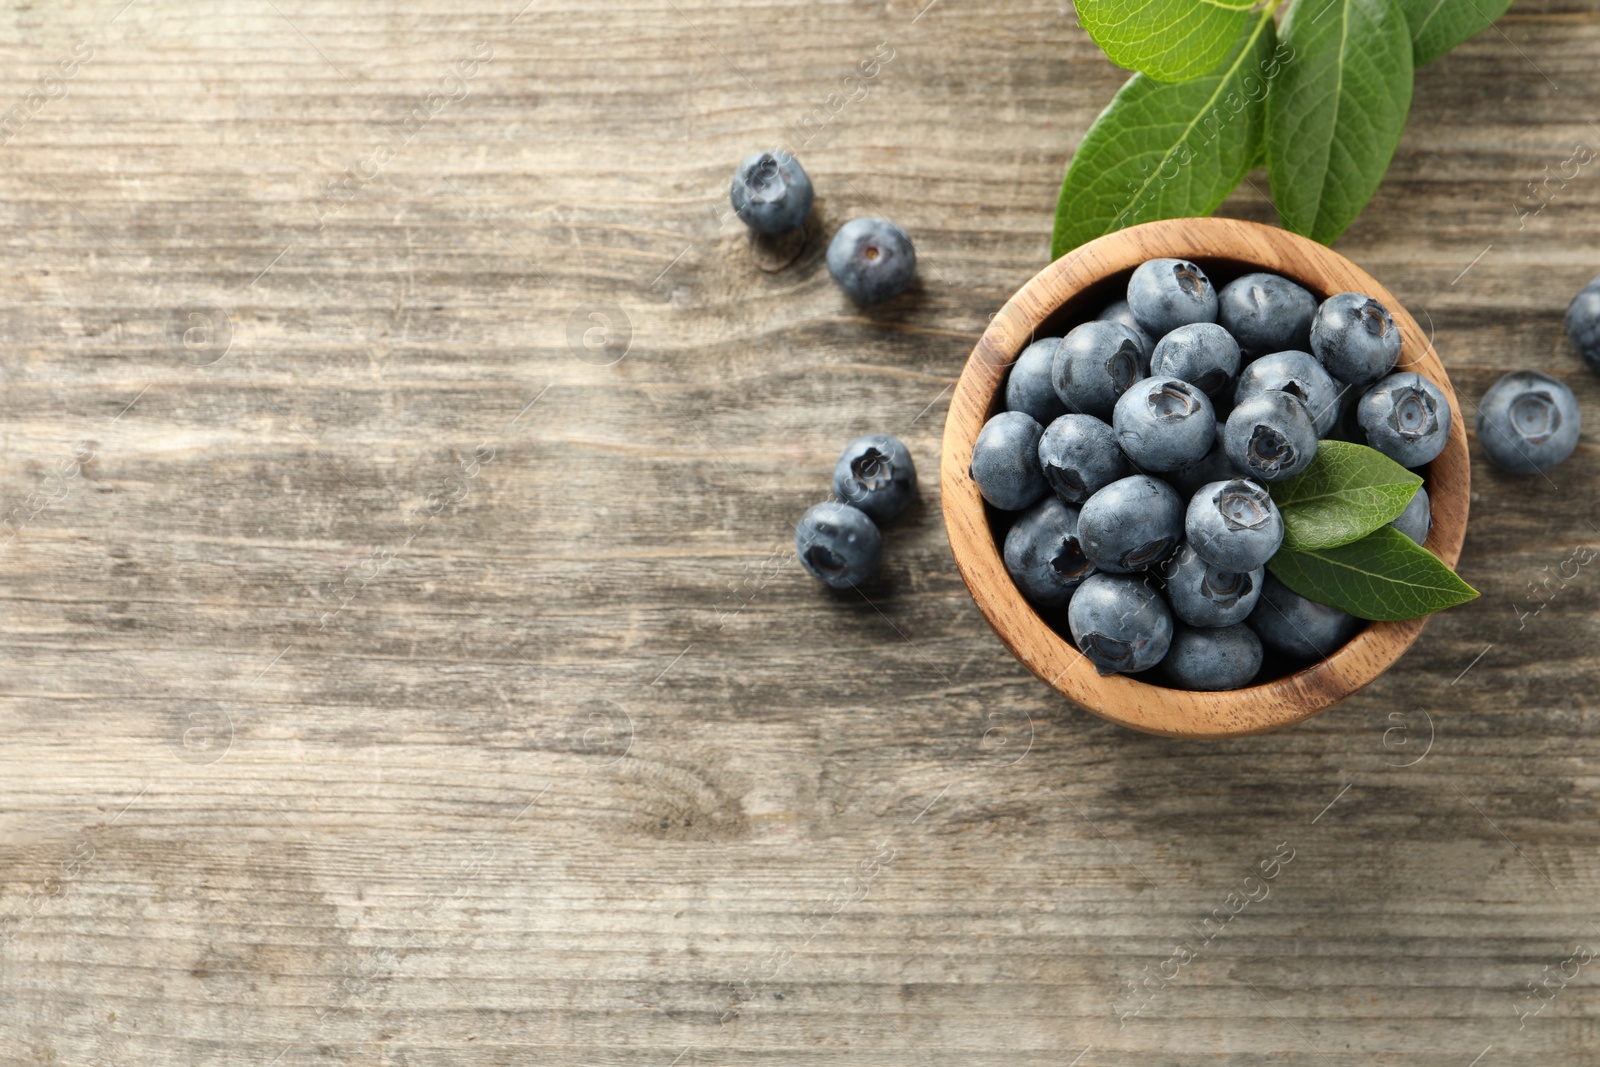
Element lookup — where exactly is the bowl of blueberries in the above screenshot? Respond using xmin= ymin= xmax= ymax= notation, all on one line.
xmin=940 ymin=217 xmax=1475 ymax=738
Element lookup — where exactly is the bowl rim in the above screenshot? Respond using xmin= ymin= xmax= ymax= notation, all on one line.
xmin=940 ymin=217 xmax=1470 ymax=739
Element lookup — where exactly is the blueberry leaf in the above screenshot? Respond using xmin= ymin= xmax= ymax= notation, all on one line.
xmin=1268 ymin=525 xmax=1477 ymax=621
xmin=1074 ymin=0 xmax=1256 ymax=83
xmin=1398 ymin=0 xmax=1513 ymax=65
xmin=1269 ymin=440 xmax=1424 ymax=550
xmin=1052 ymin=11 xmax=1280 ymax=259
xmin=1266 ymin=0 xmax=1415 ymax=244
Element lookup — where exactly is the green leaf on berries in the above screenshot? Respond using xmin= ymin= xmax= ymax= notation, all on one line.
xmin=1268 ymin=525 xmax=1477 ymax=620
xmin=1398 ymin=0 xmax=1513 ymax=65
xmin=1270 ymin=440 xmax=1424 ymax=550
xmin=1075 ymin=0 xmax=1257 ymax=83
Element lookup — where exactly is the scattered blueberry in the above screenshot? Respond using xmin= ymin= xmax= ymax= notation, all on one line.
xmin=1167 ymin=422 xmax=1242 ymax=499
xmin=1358 ymin=371 xmax=1452 ymax=469
xmin=832 ymin=434 xmax=917 ymax=522
xmin=971 ymin=411 xmax=1048 ymax=510
xmin=1565 ymin=275 xmax=1600 ymax=372
xmin=796 ymin=502 xmax=881 ymax=588
xmin=1127 ymin=258 xmax=1218 ymax=338
xmin=1391 ymin=485 xmax=1431 ymax=544
xmin=730 ymin=151 xmax=814 ymax=236
xmin=1067 ymin=573 xmax=1174 ymax=675
xmin=1185 ymin=478 xmax=1283 ymax=571
xmin=1150 ymin=322 xmax=1241 ymax=398
xmin=1096 ymin=300 xmax=1157 ymax=372
xmin=827 ymin=217 xmax=916 ymax=305
xmin=1003 ymin=496 xmax=1096 ymax=609
xmin=1161 ymin=543 xmax=1264 ymax=628
xmin=1052 ymin=320 xmax=1144 ymax=418
xmin=1112 ymin=376 xmax=1216 ymax=472
xmin=1223 ymin=390 xmax=1318 ymax=482
xmin=1159 ymin=623 xmax=1263 ymax=691
xmin=1476 ymin=370 xmax=1582 ymax=474
xmin=1248 ymin=573 xmax=1362 ymax=662
xmin=1077 ymin=474 xmax=1183 ymax=573
xmin=1234 ymin=350 xmax=1345 ymax=437
xmin=1310 ymin=292 xmax=1401 ymax=386
xmin=1217 ymin=273 xmax=1317 ymax=359
xmin=1006 ymin=338 xmax=1069 ymax=425
xmin=1037 ymin=413 xmax=1132 ymax=504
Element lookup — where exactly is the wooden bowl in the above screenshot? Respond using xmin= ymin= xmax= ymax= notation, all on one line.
xmin=941 ymin=218 xmax=1469 ymax=739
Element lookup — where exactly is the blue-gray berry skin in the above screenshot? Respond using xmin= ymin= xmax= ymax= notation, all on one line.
xmin=1003 ymin=497 xmax=1097 ymax=609
xmin=832 ymin=434 xmax=916 ymax=522
xmin=1161 ymin=543 xmax=1264 ymax=628
xmin=1234 ymin=350 xmax=1345 ymax=437
xmin=1037 ymin=413 xmax=1131 ymax=504
xmin=1185 ymin=478 xmax=1284 ymax=571
xmin=1112 ymin=376 xmax=1216 ymax=471
xmin=796 ymin=502 xmax=881 ymax=589
xmin=1224 ymin=390 xmax=1319 ymax=482
xmin=1097 ymin=300 xmax=1158 ymax=373
xmin=1006 ymin=338 xmax=1068 ymax=425
xmin=730 ymin=151 xmax=814 ymax=236
xmin=1127 ymin=258 xmax=1218 ymax=338
xmin=1159 ymin=623 xmax=1264 ymax=691
xmin=1150 ymin=322 xmax=1241 ymax=398
xmin=1248 ymin=573 xmax=1362 ymax=662
xmin=971 ymin=411 xmax=1048 ymax=510
xmin=1310 ymin=292 xmax=1401 ymax=386
xmin=1067 ymin=573 xmax=1174 ymax=675
xmin=1565 ymin=276 xmax=1600 ymax=372
xmin=1078 ymin=474 xmax=1184 ymax=573
xmin=1168 ymin=422 xmax=1244 ymax=499
xmin=1052 ymin=320 xmax=1144 ymax=418
xmin=1476 ymin=370 xmax=1582 ymax=474
xmin=1217 ymin=272 xmax=1317 ymax=360
xmin=1358 ymin=371 xmax=1452 ymax=469
xmin=1391 ymin=485 xmax=1431 ymax=545
xmin=826 ymin=217 xmax=916 ymax=304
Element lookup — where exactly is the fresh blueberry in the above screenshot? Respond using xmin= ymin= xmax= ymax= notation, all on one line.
xmin=1150 ymin=322 xmax=1241 ymax=399
xmin=1234 ymin=350 xmax=1345 ymax=436
xmin=730 ymin=151 xmax=814 ymax=236
xmin=1168 ymin=422 xmax=1243 ymax=499
xmin=1003 ymin=497 xmax=1097 ymax=609
xmin=1096 ymin=300 xmax=1157 ymax=373
xmin=1159 ymin=623 xmax=1263 ymax=691
xmin=832 ymin=434 xmax=917 ymax=522
xmin=1051 ymin=320 xmax=1144 ymax=418
xmin=1223 ymin=390 xmax=1318 ymax=482
xmin=1476 ymin=370 xmax=1582 ymax=474
xmin=1391 ymin=485 xmax=1431 ymax=545
xmin=795 ymin=502 xmax=881 ymax=589
xmin=1006 ymin=338 xmax=1069 ymax=425
xmin=1310 ymin=292 xmax=1401 ymax=386
xmin=1077 ymin=474 xmax=1183 ymax=573
xmin=1217 ymin=272 xmax=1317 ymax=360
xmin=1112 ymin=376 xmax=1216 ymax=472
xmin=1067 ymin=573 xmax=1173 ymax=675
xmin=1037 ymin=413 xmax=1132 ymax=504
xmin=971 ymin=411 xmax=1048 ymax=510
xmin=1565 ymin=275 xmax=1600 ymax=372
xmin=1248 ymin=574 xmax=1362 ymax=662
xmin=826 ymin=217 xmax=916 ymax=305
xmin=1160 ymin=543 xmax=1264 ymax=628
xmin=1358 ymin=371 xmax=1452 ymax=469
xmin=1127 ymin=258 xmax=1218 ymax=338
xmin=1185 ymin=478 xmax=1284 ymax=571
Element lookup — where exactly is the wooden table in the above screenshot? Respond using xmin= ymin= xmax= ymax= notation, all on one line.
xmin=2 ymin=1 xmax=1598 ymax=1063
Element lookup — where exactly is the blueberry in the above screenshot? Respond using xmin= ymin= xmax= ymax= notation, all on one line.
xmin=1223 ymin=390 xmax=1318 ymax=482
xmin=1161 ymin=543 xmax=1264 ymax=628
xmin=1185 ymin=478 xmax=1283 ymax=571
xmin=1358 ymin=371 xmax=1452 ymax=469
xmin=1565 ymin=275 xmax=1600 ymax=372
xmin=1310 ymin=292 xmax=1401 ymax=386
xmin=1037 ymin=413 xmax=1132 ymax=505
xmin=1217 ymin=272 xmax=1317 ymax=360
xmin=1476 ymin=370 xmax=1582 ymax=474
xmin=1234 ymin=350 xmax=1345 ymax=436
xmin=971 ymin=411 xmax=1048 ymax=510
xmin=1077 ymin=474 xmax=1183 ymax=573
xmin=1096 ymin=300 xmax=1157 ymax=373
xmin=1067 ymin=573 xmax=1174 ymax=675
xmin=1168 ymin=422 xmax=1243 ymax=499
xmin=1006 ymin=338 xmax=1069 ymax=425
xmin=1127 ymin=258 xmax=1218 ymax=338
xmin=1248 ymin=573 xmax=1362 ymax=662
xmin=1159 ymin=623 xmax=1263 ymax=691
xmin=1150 ymin=322 xmax=1241 ymax=398
xmin=832 ymin=434 xmax=917 ymax=522
xmin=1051 ymin=320 xmax=1144 ymax=418
xmin=796 ymin=502 xmax=881 ymax=589
xmin=826 ymin=217 xmax=916 ymax=304
xmin=1112 ymin=376 xmax=1216 ymax=471
xmin=1003 ymin=497 xmax=1097 ymax=609
xmin=1391 ymin=485 xmax=1431 ymax=545
xmin=730 ymin=151 xmax=814 ymax=236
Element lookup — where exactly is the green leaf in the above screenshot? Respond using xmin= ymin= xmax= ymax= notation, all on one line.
xmin=1075 ymin=0 xmax=1256 ymax=83
xmin=1266 ymin=0 xmax=1415 ymax=244
xmin=1398 ymin=0 xmax=1513 ymax=65
xmin=1268 ymin=525 xmax=1478 ymax=621
xmin=1270 ymin=440 xmax=1424 ymax=550
xmin=1052 ymin=11 xmax=1281 ymax=259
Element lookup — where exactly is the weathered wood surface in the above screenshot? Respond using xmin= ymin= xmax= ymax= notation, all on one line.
xmin=2 ymin=1 xmax=1600 ymax=1064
